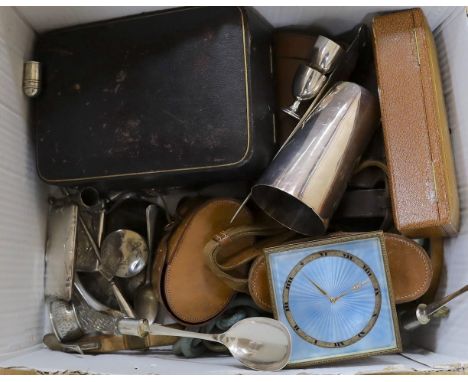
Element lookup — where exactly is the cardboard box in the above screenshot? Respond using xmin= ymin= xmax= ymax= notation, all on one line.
xmin=0 ymin=5 xmax=466 ymax=374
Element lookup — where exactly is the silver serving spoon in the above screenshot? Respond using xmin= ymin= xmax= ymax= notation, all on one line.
xmin=118 ymin=317 xmax=292 ymax=371
xmin=133 ymin=204 xmax=159 ymax=323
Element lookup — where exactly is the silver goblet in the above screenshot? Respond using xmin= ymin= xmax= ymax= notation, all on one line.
xmin=282 ymin=64 xmax=327 ymax=120
xmin=309 ymin=35 xmax=344 ymax=74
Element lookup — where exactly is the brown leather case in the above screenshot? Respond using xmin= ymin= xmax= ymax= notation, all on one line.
xmin=384 ymin=233 xmax=433 ymax=304
xmin=158 ymin=199 xmax=253 ymax=326
xmin=372 ymin=8 xmax=459 ymax=237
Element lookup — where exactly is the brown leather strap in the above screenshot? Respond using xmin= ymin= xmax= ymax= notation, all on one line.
xmin=334 ymin=159 xmax=393 ymax=231
xmin=204 ymin=225 xmax=294 ymax=293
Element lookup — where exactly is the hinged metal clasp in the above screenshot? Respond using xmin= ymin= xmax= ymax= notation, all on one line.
xmin=22 ymin=60 xmax=42 ymax=97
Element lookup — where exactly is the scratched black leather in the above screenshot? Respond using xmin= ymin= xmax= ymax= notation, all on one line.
xmin=34 ymin=7 xmax=274 ymax=189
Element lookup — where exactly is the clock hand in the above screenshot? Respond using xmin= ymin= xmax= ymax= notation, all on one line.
xmin=333 ymin=280 xmax=370 ymax=302
xmin=304 ymin=275 xmax=333 ymax=302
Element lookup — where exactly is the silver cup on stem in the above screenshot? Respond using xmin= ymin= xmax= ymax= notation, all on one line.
xmin=309 ymin=35 xmax=345 ymax=74
xmin=282 ymin=64 xmax=327 ymax=120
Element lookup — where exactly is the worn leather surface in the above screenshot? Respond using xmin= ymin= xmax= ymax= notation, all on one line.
xmin=420 ymin=236 xmax=444 ymax=303
xmin=204 ymin=225 xmax=292 ymax=295
xmin=160 ymin=199 xmax=253 ymax=325
xmin=372 ymin=8 xmax=459 ymax=237
xmin=385 ymin=233 xmax=433 ymax=304
xmin=34 ymin=7 xmax=275 ymax=188
xmin=249 ymin=255 xmax=273 ymax=312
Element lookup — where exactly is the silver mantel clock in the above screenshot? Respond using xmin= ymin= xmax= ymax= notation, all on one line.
xmin=264 ymin=232 xmax=401 ymax=367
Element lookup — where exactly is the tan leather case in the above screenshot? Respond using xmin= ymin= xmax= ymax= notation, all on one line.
xmin=158 ymin=198 xmax=253 ymax=325
xmin=384 ymin=233 xmax=433 ymax=304
xmin=372 ymin=8 xmax=459 ymax=237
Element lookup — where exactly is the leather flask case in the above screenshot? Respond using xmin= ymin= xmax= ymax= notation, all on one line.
xmin=156 ymin=198 xmax=253 ymax=326
xmin=372 ymin=8 xmax=460 ymax=237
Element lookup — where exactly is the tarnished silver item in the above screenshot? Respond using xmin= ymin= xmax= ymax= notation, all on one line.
xmin=73 ymin=289 xmax=119 ymax=335
xmin=133 ymin=205 xmax=160 ymax=323
xmin=74 ymin=274 xmax=124 ymax=319
xmin=101 ymin=229 xmax=148 ymax=279
xmin=49 ymin=299 xmax=83 ymax=342
xmin=116 ymin=318 xmax=149 ymax=338
xmin=23 ymin=61 xmax=41 ymax=97
xmin=48 ymin=292 xmax=118 ymax=343
xmin=45 ymin=203 xmax=78 ymax=301
xmin=309 ymin=35 xmax=344 ymax=74
xmin=43 ymin=333 xmax=99 ymax=354
xmin=282 ymin=64 xmax=327 ymax=120
xmin=252 ymin=82 xmax=379 ymax=235
xmin=75 ymin=210 xmax=103 ymax=272
xmin=117 ymin=317 xmax=292 ymax=371
xmin=78 ymin=215 xmax=136 ymax=318
xmin=400 ymin=284 xmax=468 ymax=331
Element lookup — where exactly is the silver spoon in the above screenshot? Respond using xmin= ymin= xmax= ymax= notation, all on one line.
xmin=78 ymin=215 xmax=135 ymax=317
xmin=118 ymin=317 xmax=292 ymax=372
xmin=133 ymin=204 xmax=159 ymax=323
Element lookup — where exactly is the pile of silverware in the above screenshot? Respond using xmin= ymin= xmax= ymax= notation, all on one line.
xmin=44 ymin=187 xmax=291 ymax=372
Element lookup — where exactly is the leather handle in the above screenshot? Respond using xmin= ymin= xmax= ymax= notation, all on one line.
xmin=204 ymin=225 xmax=294 ymax=293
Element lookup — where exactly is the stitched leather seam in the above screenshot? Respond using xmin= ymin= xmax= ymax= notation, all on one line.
xmin=388 ymin=235 xmax=431 ymax=300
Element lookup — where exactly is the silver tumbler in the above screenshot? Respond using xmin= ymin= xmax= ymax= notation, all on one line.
xmin=251 ymin=82 xmax=379 ymax=236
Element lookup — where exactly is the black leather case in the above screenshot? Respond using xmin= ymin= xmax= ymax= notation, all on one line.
xmin=34 ymin=7 xmax=275 ymax=189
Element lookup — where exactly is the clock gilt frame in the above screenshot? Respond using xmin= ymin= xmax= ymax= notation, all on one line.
xmin=264 ymin=231 xmax=402 ymax=368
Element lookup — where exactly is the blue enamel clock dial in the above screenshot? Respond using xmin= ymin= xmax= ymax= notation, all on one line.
xmin=283 ymin=250 xmax=381 ymax=348
xmin=265 ymin=234 xmax=401 ymax=366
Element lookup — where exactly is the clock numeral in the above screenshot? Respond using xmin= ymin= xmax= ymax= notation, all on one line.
xmin=343 ymin=253 xmax=353 ymax=260
xmin=285 ymin=277 xmax=293 ymax=289
xmin=293 ymin=324 xmax=299 ymax=331
xmin=283 ymin=302 xmax=290 ymax=312
xmin=372 ymin=313 xmax=378 ymax=318
xmin=374 ymin=288 xmax=380 ymax=296
xmin=319 ymin=251 xmax=328 ymax=257
xmin=362 ymin=265 xmax=372 ymax=277
xmin=358 ymin=331 xmax=366 ymax=338
xmin=334 ymin=341 xmax=345 ymax=347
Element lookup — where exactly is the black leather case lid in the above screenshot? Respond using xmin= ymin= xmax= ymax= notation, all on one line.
xmin=35 ymin=7 xmax=252 ymax=183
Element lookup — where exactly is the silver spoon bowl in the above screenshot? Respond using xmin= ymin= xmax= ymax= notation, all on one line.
xmin=118 ymin=317 xmax=291 ymax=371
